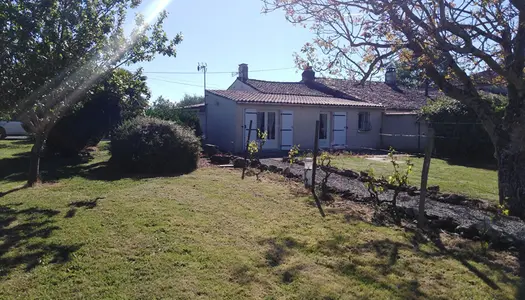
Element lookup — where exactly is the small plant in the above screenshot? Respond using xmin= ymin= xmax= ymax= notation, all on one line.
xmin=247 ymin=129 xmax=267 ymax=180
xmin=362 ymin=147 xmax=413 ymax=222
xmin=385 ymin=147 xmax=414 ymax=209
xmin=364 ymin=167 xmax=384 ymax=203
xmin=287 ymin=144 xmax=301 ymax=166
xmin=317 ymin=151 xmax=334 ymax=201
xmin=248 ymin=129 xmax=267 ymax=161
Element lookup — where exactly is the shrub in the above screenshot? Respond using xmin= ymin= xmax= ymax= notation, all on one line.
xmin=110 ymin=117 xmax=201 ymax=174
xmin=46 ymin=97 xmax=121 ymax=157
xmin=45 ymin=68 xmax=149 ymax=157
xmin=145 ymin=96 xmax=203 ymax=137
xmin=420 ymin=95 xmax=503 ymax=162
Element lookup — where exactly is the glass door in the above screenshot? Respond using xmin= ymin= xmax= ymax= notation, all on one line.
xmin=319 ymin=113 xmax=330 ymax=148
xmin=256 ymin=111 xmax=278 ymax=149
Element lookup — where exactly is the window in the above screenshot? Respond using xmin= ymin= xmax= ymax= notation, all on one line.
xmin=257 ymin=112 xmax=265 ymax=138
xmin=358 ymin=112 xmax=371 ymax=131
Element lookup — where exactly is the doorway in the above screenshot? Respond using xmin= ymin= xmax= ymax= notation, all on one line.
xmin=318 ymin=112 xmax=330 ymax=148
xmin=256 ymin=111 xmax=278 ymax=149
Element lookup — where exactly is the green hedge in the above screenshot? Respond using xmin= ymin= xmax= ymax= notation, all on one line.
xmin=421 ymin=95 xmax=504 ymax=162
xmin=110 ymin=117 xmax=201 ymax=174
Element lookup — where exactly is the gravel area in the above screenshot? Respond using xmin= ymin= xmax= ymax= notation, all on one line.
xmin=260 ymin=158 xmax=525 ymax=249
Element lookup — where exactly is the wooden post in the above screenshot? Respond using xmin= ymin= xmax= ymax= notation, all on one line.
xmin=311 ymin=120 xmax=325 ymax=217
xmin=418 ymin=127 xmax=434 ymax=228
xmin=241 ymin=120 xmax=253 ymax=180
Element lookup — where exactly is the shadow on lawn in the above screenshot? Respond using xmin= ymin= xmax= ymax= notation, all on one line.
xmin=337 ymin=229 xmax=517 ymax=297
xmin=0 ymin=203 xmax=82 ymax=276
xmin=0 ymin=153 xmax=175 ymax=189
xmin=265 ymin=228 xmax=518 ymax=299
xmin=444 ymin=157 xmax=498 ymax=171
xmin=65 ymin=197 xmax=105 ymax=218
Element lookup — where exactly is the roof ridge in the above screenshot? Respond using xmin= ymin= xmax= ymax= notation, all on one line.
xmin=246 ymin=78 xmax=303 ymax=84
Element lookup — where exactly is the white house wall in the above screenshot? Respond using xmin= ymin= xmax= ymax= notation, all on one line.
xmin=205 ymin=92 xmax=238 ymax=152
xmin=381 ymin=114 xmax=428 ymax=152
xmin=233 ymin=104 xmax=383 ymax=153
xmin=227 ymin=79 xmax=257 ymax=91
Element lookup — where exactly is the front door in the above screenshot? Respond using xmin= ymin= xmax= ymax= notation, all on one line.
xmin=332 ymin=112 xmax=347 ymax=148
xmin=318 ymin=112 xmax=330 ymax=148
xmin=256 ymin=111 xmax=278 ymax=149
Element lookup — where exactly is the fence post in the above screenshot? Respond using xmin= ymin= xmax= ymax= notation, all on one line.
xmin=418 ymin=127 xmax=434 ymax=228
xmin=241 ymin=120 xmax=253 ymax=180
xmin=311 ymin=120 xmax=325 ymax=217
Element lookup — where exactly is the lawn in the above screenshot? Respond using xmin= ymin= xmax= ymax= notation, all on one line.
xmin=330 ymin=154 xmax=498 ymax=203
xmin=0 ymin=140 xmax=519 ymax=299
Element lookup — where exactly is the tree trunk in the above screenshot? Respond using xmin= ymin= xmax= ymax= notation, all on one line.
xmin=28 ymin=134 xmax=45 ymax=187
xmin=497 ymin=146 xmax=525 ymax=218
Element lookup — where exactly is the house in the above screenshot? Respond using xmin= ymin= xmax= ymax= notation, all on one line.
xmin=204 ymin=63 xmax=433 ymax=153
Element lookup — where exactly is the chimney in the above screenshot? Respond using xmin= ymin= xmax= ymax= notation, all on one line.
xmin=301 ymin=65 xmax=315 ymax=82
xmin=238 ymin=63 xmax=248 ymax=82
xmin=385 ymin=63 xmax=396 ymax=85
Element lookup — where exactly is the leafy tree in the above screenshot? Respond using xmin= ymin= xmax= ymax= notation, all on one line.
xmin=46 ymin=68 xmax=150 ymax=157
xmin=176 ymin=94 xmax=204 ymax=108
xmin=264 ymin=0 xmax=525 ymax=218
xmin=0 ymin=0 xmax=182 ymax=186
xmin=146 ymin=96 xmax=202 ymax=137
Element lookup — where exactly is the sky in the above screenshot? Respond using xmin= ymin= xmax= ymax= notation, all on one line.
xmin=126 ymin=0 xmax=314 ymax=104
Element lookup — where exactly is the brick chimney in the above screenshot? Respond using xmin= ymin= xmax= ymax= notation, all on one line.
xmin=385 ymin=63 xmax=396 ymax=85
xmin=238 ymin=63 xmax=248 ymax=82
xmin=301 ymin=65 xmax=315 ymax=82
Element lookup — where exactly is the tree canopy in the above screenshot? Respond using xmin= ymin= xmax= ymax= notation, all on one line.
xmin=176 ymin=94 xmax=204 ymax=108
xmin=46 ymin=68 xmax=150 ymax=157
xmin=0 ymin=0 xmax=182 ymax=185
xmin=146 ymin=96 xmax=203 ymax=137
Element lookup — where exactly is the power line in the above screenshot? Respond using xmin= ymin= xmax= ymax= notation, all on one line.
xmin=148 ymin=77 xmax=221 ymax=88
xmin=143 ymin=66 xmax=296 ymax=75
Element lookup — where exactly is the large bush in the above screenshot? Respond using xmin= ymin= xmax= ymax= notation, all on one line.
xmin=110 ymin=117 xmax=201 ymax=174
xmin=45 ymin=69 xmax=150 ymax=157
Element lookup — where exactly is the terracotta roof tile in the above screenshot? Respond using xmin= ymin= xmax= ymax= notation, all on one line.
xmin=315 ymin=78 xmax=435 ymax=110
xmin=244 ymin=79 xmax=330 ymax=97
xmin=207 ymin=90 xmax=382 ymax=107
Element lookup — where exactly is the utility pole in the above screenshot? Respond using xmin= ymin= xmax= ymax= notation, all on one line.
xmin=197 ymin=62 xmax=208 ymax=141
xmin=197 ymin=62 xmax=207 ymax=93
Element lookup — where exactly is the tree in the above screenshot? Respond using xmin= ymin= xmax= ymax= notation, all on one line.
xmin=176 ymin=94 xmax=204 ymax=108
xmin=46 ymin=68 xmax=151 ymax=157
xmin=146 ymin=96 xmax=203 ymax=137
xmin=263 ymin=0 xmax=525 ymax=218
xmin=0 ymin=0 xmax=182 ymax=186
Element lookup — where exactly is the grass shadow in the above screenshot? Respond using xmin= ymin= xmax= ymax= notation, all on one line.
xmin=9 ymin=139 xmax=33 ymax=145
xmin=0 ymin=203 xmax=82 ymax=276
xmin=260 ymin=236 xmax=306 ymax=268
xmin=310 ymin=226 xmax=518 ymax=299
xmin=0 ymin=153 xmax=190 ymax=185
xmin=444 ymin=157 xmax=497 ymax=171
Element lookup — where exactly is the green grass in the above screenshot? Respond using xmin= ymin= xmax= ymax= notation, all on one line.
xmin=330 ymin=154 xmax=498 ymax=203
xmin=0 ymin=140 xmax=518 ymax=299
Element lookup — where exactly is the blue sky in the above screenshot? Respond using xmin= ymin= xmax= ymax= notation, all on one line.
xmin=127 ymin=0 xmax=314 ymax=104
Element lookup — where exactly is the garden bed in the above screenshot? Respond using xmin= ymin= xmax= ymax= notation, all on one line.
xmin=259 ymin=158 xmax=525 ymax=250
